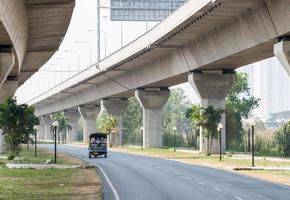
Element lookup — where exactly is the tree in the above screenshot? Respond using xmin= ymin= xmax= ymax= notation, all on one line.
xmin=98 ymin=113 xmax=118 ymax=147
xmin=0 ymin=97 xmax=39 ymax=159
xmin=226 ymin=73 xmax=260 ymax=151
xmin=275 ymin=121 xmax=290 ymax=157
xmin=122 ymin=97 xmax=142 ymax=145
xmin=189 ymin=104 xmax=224 ymax=155
xmin=51 ymin=112 xmax=71 ymax=144
xmin=162 ymin=88 xmax=192 ymax=148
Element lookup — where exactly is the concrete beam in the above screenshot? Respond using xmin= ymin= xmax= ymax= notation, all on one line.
xmin=78 ymin=106 xmax=100 ymax=143
xmin=188 ymin=72 xmax=236 ymax=154
xmin=136 ymin=88 xmax=170 ymax=148
xmin=274 ymin=40 xmax=290 ymax=76
xmin=101 ymin=99 xmax=129 ymax=146
xmin=63 ymin=110 xmax=80 ymax=142
xmin=41 ymin=115 xmax=53 ymax=141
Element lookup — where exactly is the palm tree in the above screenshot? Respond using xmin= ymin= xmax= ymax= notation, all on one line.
xmin=189 ymin=105 xmax=224 ymax=155
xmin=51 ymin=113 xmax=71 ymax=144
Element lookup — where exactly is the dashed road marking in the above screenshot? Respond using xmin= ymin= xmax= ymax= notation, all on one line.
xmin=214 ymin=188 xmax=222 ymax=192
xmin=235 ymin=196 xmax=243 ymax=200
xmin=175 ymin=172 xmax=179 ymax=176
xmin=198 ymin=182 xmax=205 ymax=185
xmin=184 ymin=176 xmax=191 ymax=180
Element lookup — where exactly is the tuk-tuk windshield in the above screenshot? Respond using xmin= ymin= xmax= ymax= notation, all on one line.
xmin=89 ymin=133 xmax=107 ymax=150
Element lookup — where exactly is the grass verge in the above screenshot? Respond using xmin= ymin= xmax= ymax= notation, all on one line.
xmin=0 ymin=147 xmax=102 ymax=200
xmin=114 ymin=147 xmax=290 ymax=186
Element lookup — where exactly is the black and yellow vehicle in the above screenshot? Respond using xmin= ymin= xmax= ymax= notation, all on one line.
xmin=88 ymin=133 xmax=107 ymax=158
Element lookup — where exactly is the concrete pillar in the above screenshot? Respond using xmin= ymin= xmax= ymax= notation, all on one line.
xmin=188 ymin=72 xmax=236 ymax=154
xmin=63 ymin=110 xmax=80 ymax=142
xmin=0 ymin=130 xmax=4 ymax=153
xmin=78 ymin=106 xmax=101 ymax=143
xmin=37 ymin=119 xmax=45 ymax=139
xmin=101 ymin=99 xmax=129 ymax=146
xmin=135 ymin=88 xmax=170 ymax=148
xmin=274 ymin=40 xmax=290 ymax=77
xmin=41 ymin=115 xmax=53 ymax=141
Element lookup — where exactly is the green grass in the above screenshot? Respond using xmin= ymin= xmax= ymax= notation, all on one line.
xmin=0 ymin=147 xmax=101 ymax=200
xmin=117 ymin=147 xmax=290 ymax=167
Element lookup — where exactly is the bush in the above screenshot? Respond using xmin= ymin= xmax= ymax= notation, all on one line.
xmin=275 ymin=124 xmax=290 ymax=157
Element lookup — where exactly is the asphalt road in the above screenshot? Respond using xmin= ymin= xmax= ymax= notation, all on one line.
xmin=41 ymin=144 xmax=290 ymax=200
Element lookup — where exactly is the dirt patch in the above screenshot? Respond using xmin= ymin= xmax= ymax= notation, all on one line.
xmin=73 ymin=168 xmax=102 ymax=200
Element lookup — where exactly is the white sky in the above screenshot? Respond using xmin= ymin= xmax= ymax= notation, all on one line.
xmin=15 ymin=0 xmax=200 ymax=104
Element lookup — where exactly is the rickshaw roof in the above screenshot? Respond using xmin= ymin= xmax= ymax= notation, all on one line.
xmin=89 ymin=133 xmax=107 ymax=138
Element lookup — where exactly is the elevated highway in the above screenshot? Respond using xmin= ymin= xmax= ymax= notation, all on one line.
xmin=0 ymin=0 xmax=75 ymax=101
xmin=0 ymin=0 xmax=75 ymax=152
xmin=26 ymin=0 xmax=290 ymax=152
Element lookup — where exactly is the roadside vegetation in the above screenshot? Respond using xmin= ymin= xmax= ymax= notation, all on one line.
xmin=0 ymin=97 xmax=39 ymax=159
xmin=0 ymin=147 xmax=102 ymax=200
xmin=115 ymin=147 xmax=290 ymax=186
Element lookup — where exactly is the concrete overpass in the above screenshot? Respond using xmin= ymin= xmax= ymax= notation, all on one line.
xmin=26 ymin=0 xmax=290 ymax=152
xmin=0 ymin=0 xmax=75 ymax=152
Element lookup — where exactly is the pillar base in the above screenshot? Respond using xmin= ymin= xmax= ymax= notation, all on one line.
xmin=136 ymin=88 xmax=170 ymax=148
xmin=78 ymin=106 xmax=100 ymax=143
xmin=189 ymin=72 xmax=236 ymax=154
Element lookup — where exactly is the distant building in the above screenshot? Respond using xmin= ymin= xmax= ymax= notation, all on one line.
xmin=239 ymin=57 xmax=290 ymax=120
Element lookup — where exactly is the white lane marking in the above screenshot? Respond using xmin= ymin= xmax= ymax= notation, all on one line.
xmin=198 ymin=182 xmax=205 ymax=185
xmin=184 ymin=176 xmax=191 ymax=180
xmin=164 ymin=169 xmax=170 ymax=172
xmin=175 ymin=172 xmax=179 ymax=176
xmin=275 ymin=183 xmax=290 ymax=190
xmin=235 ymin=196 xmax=243 ymax=200
xmin=157 ymin=166 xmax=161 ymax=169
xmin=85 ymin=159 xmax=120 ymax=200
xmin=214 ymin=188 xmax=222 ymax=192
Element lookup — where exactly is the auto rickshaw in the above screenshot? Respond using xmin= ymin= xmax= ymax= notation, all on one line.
xmin=88 ymin=133 xmax=107 ymax=158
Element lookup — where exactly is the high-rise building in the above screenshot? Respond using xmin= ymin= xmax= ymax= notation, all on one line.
xmin=239 ymin=57 xmax=290 ymax=120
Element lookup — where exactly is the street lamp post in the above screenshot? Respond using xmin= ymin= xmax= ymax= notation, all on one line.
xmin=140 ymin=127 xmax=143 ymax=150
xmin=52 ymin=121 xmax=59 ymax=164
xmin=33 ymin=125 xmax=39 ymax=157
xmin=250 ymin=119 xmax=256 ymax=167
xmin=173 ymin=127 xmax=177 ymax=152
xmin=75 ymin=41 xmax=92 ymax=65
xmin=217 ymin=123 xmax=223 ymax=161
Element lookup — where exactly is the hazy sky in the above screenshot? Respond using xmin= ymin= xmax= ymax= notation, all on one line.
xmin=15 ymin=0 xmax=199 ymax=104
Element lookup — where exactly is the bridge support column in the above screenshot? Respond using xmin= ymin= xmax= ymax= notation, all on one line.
xmin=188 ymin=72 xmax=236 ymax=154
xmin=274 ymin=40 xmax=290 ymax=76
xmin=0 ymin=130 xmax=4 ymax=153
xmin=37 ymin=118 xmax=45 ymax=139
xmin=78 ymin=106 xmax=101 ymax=143
xmin=101 ymin=99 xmax=129 ymax=146
xmin=136 ymin=88 xmax=170 ymax=148
xmin=63 ymin=110 xmax=80 ymax=142
xmin=41 ymin=115 xmax=53 ymax=141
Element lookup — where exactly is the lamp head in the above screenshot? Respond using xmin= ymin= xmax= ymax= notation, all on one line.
xmin=217 ymin=123 xmax=223 ymax=131
xmin=249 ymin=119 xmax=256 ymax=126
xmin=33 ymin=125 xmax=39 ymax=130
xmin=52 ymin=121 xmax=59 ymax=127
xmin=140 ymin=127 xmax=144 ymax=131
xmin=173 ymin=127 xmax=177 ymax=131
